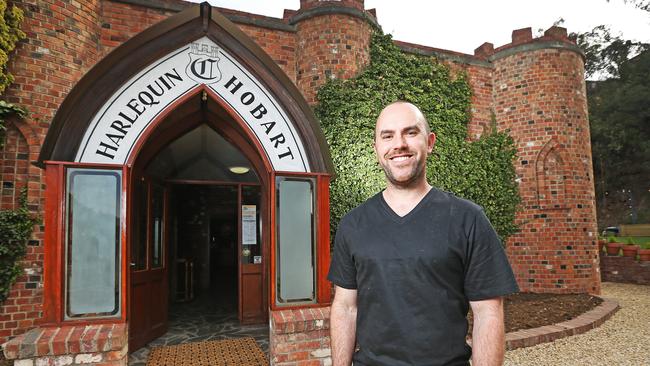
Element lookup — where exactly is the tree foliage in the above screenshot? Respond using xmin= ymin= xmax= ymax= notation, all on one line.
xmin=0 ymin=0 xmax=25 ymax=94
xmin=316 ymin=32 xmax=520 ymax=242
xmin=588 ymin=49 xmax=650 ymax=223
xmin=576 ymin=25 xmax=649 ymax=79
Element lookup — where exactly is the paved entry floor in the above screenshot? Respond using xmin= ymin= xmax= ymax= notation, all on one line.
xmin=128 ymin=292 xmax=269 ymax=365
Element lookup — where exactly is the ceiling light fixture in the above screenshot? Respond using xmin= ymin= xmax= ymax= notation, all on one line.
xmin=229 ymin=166 xmax=250 ymax=174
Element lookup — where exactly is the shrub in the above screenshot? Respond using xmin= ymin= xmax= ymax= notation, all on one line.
xmin=0 ymin=192 xmax=36 ymax=302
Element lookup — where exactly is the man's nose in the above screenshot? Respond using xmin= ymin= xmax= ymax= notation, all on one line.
xmin=392 ymin=134 xmax=408 ymax=149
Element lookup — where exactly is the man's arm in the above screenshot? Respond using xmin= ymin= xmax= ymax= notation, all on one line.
xmin=469 ymin=297 xmax=505 ymax=366
xmin=330 ymin=285 xmax=357 ymax=366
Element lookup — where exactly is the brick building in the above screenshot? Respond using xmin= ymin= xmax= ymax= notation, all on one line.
xmin=1 ymin=1 xmax=599 ymax=364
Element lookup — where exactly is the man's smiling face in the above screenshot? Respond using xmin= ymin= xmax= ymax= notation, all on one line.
xmin=374 ymin=102 xmax=436 ymax=189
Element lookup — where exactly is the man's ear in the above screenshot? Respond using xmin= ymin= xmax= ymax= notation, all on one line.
xmin=427 ymin=132 xmax=436 ymax=154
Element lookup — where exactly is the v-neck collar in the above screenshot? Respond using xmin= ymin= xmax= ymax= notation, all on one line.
xmin=378 ymin=188 xmax=435 ymax=223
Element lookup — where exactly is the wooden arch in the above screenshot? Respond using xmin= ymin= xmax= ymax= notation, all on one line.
xmin=37 ymin=2 xmax=333 ymax=175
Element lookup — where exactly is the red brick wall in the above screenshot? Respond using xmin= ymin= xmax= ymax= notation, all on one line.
xmin=3 ymin=323 xmax=128 ymax=365
xmin=100 ymin=2 xmax=298 ymax=82
xmin=1 ymin=124 xmax=29 ymax=209
xmin=600 ymin=255 xmax=650 ymax=285
xmin=295 ymin=13 xmax=371 ymax=104
xmin=99 ymin=1 xmax=175 ymax=55
xmin=270 ymin=307 xmax=331 ymax=365
xmin=0 ymin=0 xmax=104 ymax=345
xmin=299 ymin=0 xmax=365 ymax=12
xmin=490 ymin=31 xmax=599 ymax=294
xmin=0 ymin=122 xmax=41 ymax=345
xmin=236 ymin=24 xmax=297 ymax=83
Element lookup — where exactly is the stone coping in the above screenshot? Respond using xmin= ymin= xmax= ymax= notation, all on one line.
xmin=504 ymin=297 xmax=619 ymax=350
xmin=2 ymin=324 xmax=127 ymax=360
xmin=271 ymin=307 xmax=330 ymax=335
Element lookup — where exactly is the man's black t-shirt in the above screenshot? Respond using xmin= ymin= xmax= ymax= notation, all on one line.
xmin=327 ymin=188 xmax=519 ymax=366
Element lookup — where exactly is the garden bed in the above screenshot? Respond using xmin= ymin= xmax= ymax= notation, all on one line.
xmin=468 ymin=292 xmax=603 ymax=334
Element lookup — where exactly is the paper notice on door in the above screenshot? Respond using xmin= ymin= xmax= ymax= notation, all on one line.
xmin=242 ymin=205 xmax=257 ymax=245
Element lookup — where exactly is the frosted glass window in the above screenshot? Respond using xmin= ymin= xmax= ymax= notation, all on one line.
xmin=65 ymin=168 xmax=121 ymax=319
xmin=276 ymin=178 xmax=316 ymax=304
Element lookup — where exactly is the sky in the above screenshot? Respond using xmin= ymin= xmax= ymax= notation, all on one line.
xmin=190 ymin=0 xmax=650 ymax=55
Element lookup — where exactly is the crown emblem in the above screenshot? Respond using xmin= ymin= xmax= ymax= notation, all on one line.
xmin=190 ymin=43 xmax=220 ymax=58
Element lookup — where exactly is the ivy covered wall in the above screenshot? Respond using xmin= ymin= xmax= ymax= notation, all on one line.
xmin=316 ymin=33 xmax=520 ymax=241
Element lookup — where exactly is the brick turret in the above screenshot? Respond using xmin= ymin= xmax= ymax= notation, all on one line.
xmin=290 ymin=0 xmax=375 ymax=104
xmin=488 ymin=26 xmax=600 ymax=294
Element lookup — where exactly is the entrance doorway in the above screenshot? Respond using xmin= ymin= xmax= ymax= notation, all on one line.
xmin=128 ymin=123 xmax=267 ymax=352
xmin=37 ymin=8 xmax=335 ymax=364
xmin=169 ymin=183 xmax=263 ymax=316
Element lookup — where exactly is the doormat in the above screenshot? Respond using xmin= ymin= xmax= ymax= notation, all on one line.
xmin=146 ymin=337 xmax=268 ymax=366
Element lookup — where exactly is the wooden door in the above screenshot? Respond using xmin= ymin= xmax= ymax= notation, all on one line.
xmin=130 ymin=179 xmax=169 ymax=351
xmin=239 ymin=184 xmax=265 ymax=323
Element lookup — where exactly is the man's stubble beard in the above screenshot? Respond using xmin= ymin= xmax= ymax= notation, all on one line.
xmin=379 ymin=154 xmax=428 ymax=189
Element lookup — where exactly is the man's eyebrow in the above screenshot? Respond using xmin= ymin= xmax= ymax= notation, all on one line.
xmin=403 ymin=124 xmax=421 ymax=132
xmin=377 ymin=124 xmax=422 ymax=135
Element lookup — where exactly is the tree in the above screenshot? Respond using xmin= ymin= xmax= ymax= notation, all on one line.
xmin=588 ymin=49 xmax=650 ymax=225
xmin=576 ymin=25 xmax=649 ymax=79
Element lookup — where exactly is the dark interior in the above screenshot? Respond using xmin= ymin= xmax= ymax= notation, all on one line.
xmin=170 ymin=184 xmax=239 ymax=310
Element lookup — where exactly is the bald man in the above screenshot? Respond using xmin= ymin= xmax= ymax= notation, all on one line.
xmin=328 ymin=101 xmax=519 ymax=366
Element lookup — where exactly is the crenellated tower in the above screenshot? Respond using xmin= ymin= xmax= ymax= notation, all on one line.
xmin=481 ymin=27 xmax=599 ymax=294
xmin=289 ymin=0 xmax=376 ymax=104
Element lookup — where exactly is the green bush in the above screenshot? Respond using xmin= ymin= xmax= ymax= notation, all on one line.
xmin=0 ymin=0 xmax=25 ymax=94
xmin=316 ymin=32 xmax=520 ymax=243
xmin=0 ymin=192 xmax=36 ymax=302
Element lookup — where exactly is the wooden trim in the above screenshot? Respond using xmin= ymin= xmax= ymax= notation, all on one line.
xmin=317 ymin=175 xmax=332 ymax=304
xmin=237 ymin=182 xmax=243 ymax=321
xmin=203 ymin=86 xmax=275 ymax=174
xmin=43 ymin=161 xmax=124 ymax=168
xmin=42 ymin=163 xmax=63 ymax=325
xmin=124 ymin=85 xmax=274 ymax=180
xmin=269 ymin=171 xmax=277 ymax=312
xmin=124 ymin=85 xmax=202 ymax=166
xmin=270 ymin=173 xmax=332 ymax=310
xmin=273 ymin=171 xmax=331 ymax=177
xmin=166 ymin=179 xmax=261 ymax=186
xmin=121 ymin=166 xmax=129 ymax=323
xmin=42 ymin=162 xmax=128 ymax=326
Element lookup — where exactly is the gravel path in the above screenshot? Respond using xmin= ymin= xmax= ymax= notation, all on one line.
xmin=504 ymin=282 xmax=650 ymax=366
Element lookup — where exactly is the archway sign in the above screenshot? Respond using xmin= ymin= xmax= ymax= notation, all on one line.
xmin=75 ymin=36 xmax=310 ymax=173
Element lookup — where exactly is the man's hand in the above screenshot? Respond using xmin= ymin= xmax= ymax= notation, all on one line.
xmin=470 ymin=297 xmax=505 ymax=366
xmin=330 ymin=285 xmax=358 ymax=366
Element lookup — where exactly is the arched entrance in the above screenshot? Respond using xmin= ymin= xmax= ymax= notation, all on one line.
xmin=126 ymin=88 xmax=272 ymax=351
xmin=37 ymin=3 xmax=333 ymax=356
